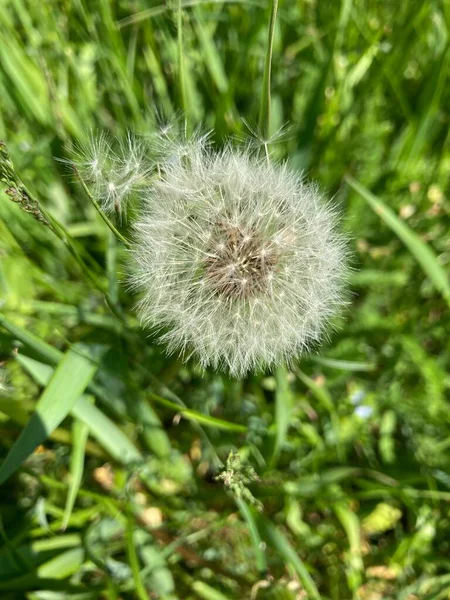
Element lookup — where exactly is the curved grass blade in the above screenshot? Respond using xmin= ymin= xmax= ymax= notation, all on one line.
xmin=346 ymin=175 xmax=450 ymax=305
xmin=0 ymin=346 xmax=98 ymax=485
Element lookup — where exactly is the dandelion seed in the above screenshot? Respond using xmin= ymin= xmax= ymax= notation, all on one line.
xmin=130 ymin=136 xmax=348 ymax=377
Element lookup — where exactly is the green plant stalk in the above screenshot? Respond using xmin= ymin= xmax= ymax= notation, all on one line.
xmin=177 ymin=0 xmax=188 ymax=122
xmin=73 ymin=165 xmax=131 ymax=248
xmin=258 ymin=0 xmax=279 ymax=144
xmin=235 ymin=498 xmax=267 ymax=574
xmin=125 ymin=508 xmax=149 ymax=600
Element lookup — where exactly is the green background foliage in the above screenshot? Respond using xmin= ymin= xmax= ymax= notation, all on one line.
xmin=1 ymin=0 xmax=450 ymax=598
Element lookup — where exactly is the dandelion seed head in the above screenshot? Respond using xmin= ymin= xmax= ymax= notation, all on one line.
xmin=131 ymin=139 xmax=348 ymax=377
xmin=69 ymin=131 xmax=151 ymax=221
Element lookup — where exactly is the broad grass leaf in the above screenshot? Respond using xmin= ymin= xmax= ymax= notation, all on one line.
xmin=0 ymin=346 xmax=98 ymax=485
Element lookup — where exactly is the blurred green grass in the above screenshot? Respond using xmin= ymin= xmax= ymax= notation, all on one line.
xmin=1 ymin=0 xmax=450 ymax=598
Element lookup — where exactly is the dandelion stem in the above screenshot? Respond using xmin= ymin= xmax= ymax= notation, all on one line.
xmin=73 ymin=165 xmax=131 ymax=248
xmin=258 ymin=0 xmax=279 ymax=144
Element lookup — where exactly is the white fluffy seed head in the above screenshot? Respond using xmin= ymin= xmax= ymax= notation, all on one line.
xmin=131 ymin=137 xmax=349 ymax=377
xmin=70 ymin=131 xmax=151 ymax=220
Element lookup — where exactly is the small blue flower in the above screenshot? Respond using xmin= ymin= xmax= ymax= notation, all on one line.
xmin=354 ymin=405 xmax=373 ymax=419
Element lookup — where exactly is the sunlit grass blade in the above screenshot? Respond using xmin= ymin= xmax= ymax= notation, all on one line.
xmin=0 ymin=33 xmax=50 ymax=125
xmin=148 ymin=392 xmax=247 ymax=433
xmin=15 ymin=354 xmax=143 ymax=465
xmin=0 ymin=346 xmax=98 ymax=485
xmin=346 ymin=175 xmax=450 ymax=305
xmin=311 ymin=355 xmax=375 ymax=372
xmin=71 ymin=397 xmax=143 ymax=465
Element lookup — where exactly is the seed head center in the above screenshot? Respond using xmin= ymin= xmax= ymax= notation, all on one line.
xmin=204 ymin=224 xmax=277 ymax=299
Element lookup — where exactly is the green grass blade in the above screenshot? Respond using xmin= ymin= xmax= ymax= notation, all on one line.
xmin=132 ymin=399 xmax=172 ymax=458
xmin=235 ymin=497 xmax=267 ymax=575
xmin=346 ymin=175 xmax=450 ymax=305
xmin=71 ymin=397 xmax=143 ymax=465
xmin=37 ymin=547 xmax=85 ymax=580
xmin=148 ymin=392 xmax=247 ymax=433
xmin=125 ymin=511 xmax=149 ymax=600
xmin=269 ymin=366 xmax=293 ymax=468
xmin=257 ymin=516 xmax=322 ymax=600
xmin=0 ymin=311 xmax=62 ymax=365
xmin=296 ymin=368 xmax=334 ymax=414
xmin=61 ymin=413 xmax=91 ymax=531
xmin=333 ymin=502 xmax=363 ymax=591
xmin=190 ymin=581 xmax=233 ymax=600
xmin=176 ymin=0 xmax=188 ymax=120
xmin=258 ymin=0 xmax=279 ymax=140
xmin=0 ymin=547 xmax=86 ymax=592
xmin=15 ymin=354 xmax=142 ymax=465
xmin=311 ymin=356 xmax=376 ymax=372
xmin=193 ymin=6 xmax=228 ymax=94
xmin=0 ymin=346 xmax=98 ymax=485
